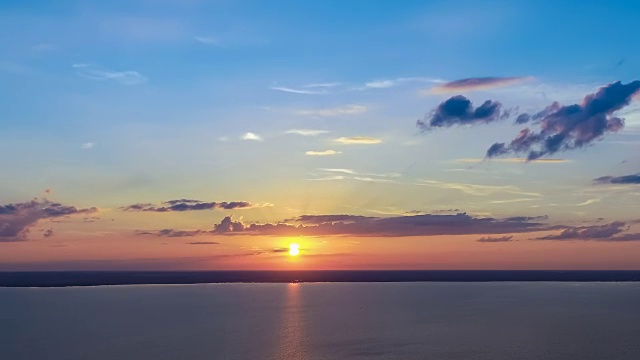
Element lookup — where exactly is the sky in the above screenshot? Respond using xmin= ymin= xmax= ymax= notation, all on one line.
xmin=1 ymin=0 xmax=640 ymax=270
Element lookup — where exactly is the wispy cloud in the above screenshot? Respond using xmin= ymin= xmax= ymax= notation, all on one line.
xmin=363 ymin=77 xmax=443 ymax=89
xmin=305 ymin=150 xmax=341 ymax=156
xmin=303 ymin=82 xmax=342 ymax=88
xmin=416 ymin=180 xmax=541 ymax=197
xmin=270 ymin=86 xmax=327 ymax=95
xmin=335 ymin=136 xmax=382 ymax=144
xmin=81 ymin=142 xmax=95 ymax=149
xmin=241 ymin=132 xmax=263 ymax=141
xmin=194 ymin=36 xmax=220 ymax=45
xmin=32 ymin=43 xmax=54 ymax=52
xmin=296 ymin=104 xmax=367 ymax=117
xmin=286 ymin=129 xmax=330 ymax=136
xmin=308 ymin=168 xmax=400 ymax=183
xmin=320 ymin=168 xmax=400 ymax=178
xmin=73 ymin=64 xmax=147 ymax=85
xmin=271 ymin=77 xmax=442 ymax=95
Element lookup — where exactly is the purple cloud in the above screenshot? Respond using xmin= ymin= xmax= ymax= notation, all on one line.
xmin=487 ymin=81 xmax=640 ymax=160
xmin=209 ymin=212 xmax=549 ymax=237
xmin=121 ymin=199 xmax=254 ymax=212
xmin=476 ymin=235 xmax=514 ymax=243
xmin=431 ymin=76 xmax=532 ymax=93
xmin=536 ymin=221 xmax=640 ymax=241
xmin=0 ymin=199 xmax=98 ymax=242
xmin=594 ymin=173 xmax=640 ymax=185
xmin=417 ymin=95 xmax=505 ymax=130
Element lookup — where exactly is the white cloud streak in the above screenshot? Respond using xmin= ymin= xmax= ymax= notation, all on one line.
xmin=296 ymin=104 xmax=367 ymax=117
xmin=73 ymin=64 xmax=146 ymax=85
xmin=286 ymin=129 xmax=330 ymax=136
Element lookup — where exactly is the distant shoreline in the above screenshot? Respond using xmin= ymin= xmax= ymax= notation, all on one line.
xmin=2 ymin=270 xmax=640 ymax=287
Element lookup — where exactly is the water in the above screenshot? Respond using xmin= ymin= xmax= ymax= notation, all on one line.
xmin=2 ymin=282 xmax=640 ymax=359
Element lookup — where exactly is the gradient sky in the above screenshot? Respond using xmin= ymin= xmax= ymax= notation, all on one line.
xmin=2 ymin=0 xmax=640 ymax=270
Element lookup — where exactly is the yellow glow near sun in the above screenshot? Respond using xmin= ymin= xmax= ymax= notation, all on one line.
xmin=289 ymin=243 xmax=300 ymax=256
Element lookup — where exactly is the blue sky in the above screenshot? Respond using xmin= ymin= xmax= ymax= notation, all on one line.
xmin=1 ymin=0 xmax=640 ymax=270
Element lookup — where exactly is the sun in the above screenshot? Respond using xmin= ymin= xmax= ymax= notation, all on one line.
xmin=288 ymin=243 xmax=300 ymax=256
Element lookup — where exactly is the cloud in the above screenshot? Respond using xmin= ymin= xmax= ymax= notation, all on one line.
xmin=296 ymin=104 xmax=367 ymax=117
xmin=208 ymin=212 xmax=549 ymax=237
xmin=364 ymin=77 xmax=443 ymax=89
xmin=486 ymin=81 xmax=640 ymax=160
xmin=308 ymin=168 xmax=400 ymax=183
xmin=0 ymin=199 xmax=98 ymax=242
xmin=431 ymin=76 xmax=533 ymax=94
xmin=136 ymin=229 xmax=208 ymax=237
xmin=194 ymin=36 xmax=220 ymax=45
xmin=514 ymin=102 xmax=561 ymax=125
xmin=305 ymin=150 xmax=341 ymax=156
xmin=303 ymin=82 xmax=342 ymax=88
xmin=32 ymin=43 xmax=54 ymax=52
xmin=320 ymin=168 xmax=400 ymax=178
xmin=477 ymin=235 xmax=514 ymax=243
xmin=535 ymin=221 xmax=640 ymax=241
xmin=270 ymin=86 xmax=327 ymax=95
xmin=594 ymin=173 xmax=640 ymax=185
xmin=43 ymin=228 xmax=55 ymax=238
xmin=81 ymin=142 xmax=95 ymax=149
xmin=286 ymin=129 xmax=330 ymax=136
xmin=121 ymin=199 xmax=260 ymax=212
xmin=187 ymin=241 xmax=220 ymax=245
xmin=335 ymin=136 xmax=382 ymax=144
xmin=416 ymin=95 xmax=505 ymax=130
xmin=241 ymin=132 xmax=263 ymax=141
xmin=454 ymin=158 xmax=569 ymax=164
xmin=73 ymin=64 xmax=147 ymax=85
xmin=271 ymin=77 xmax=440 ymax=95
xmin=416 ymin=180 xmax=540 ymax=197
xmin=287 ymin=214 xmax=376 ymax=224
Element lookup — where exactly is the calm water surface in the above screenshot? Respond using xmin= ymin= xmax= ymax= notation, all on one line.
xmin=2 ymin=282 xmax=640 ymax=359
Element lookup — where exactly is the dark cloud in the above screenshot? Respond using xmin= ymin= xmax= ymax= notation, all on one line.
xmin=594 ymin=173 xmax=640 ymax=185
xmin=487 ymin=81 xmax=640 ymax=160
xmin=431 ymin=76 xmax=532 ymax=93
xmin=536 ymin=221 xmax=640 ymax=241
xmin=477 ymin=235 xmax=514 ymax=243
xmin=121 ymin=199 xmax=254 ymax=212
xmin=417 ymin=95 xmax=505 ymax=130
xmin=0 ymin=199 xmax=98 ymax=242
xmin=514 ymin=102 xmax=561 ymax=125
xmin=287 ymin=214 xmax=375 ymax=224
xmin=136 ymin=229 xmax=207 ymax=237
xmin=43 ymin=228 xmax=55 ymax=238
xmin=210 ymin=212 xmax=549 ymax=237
xmin=187 ymin=241 xmax=220 ymax=245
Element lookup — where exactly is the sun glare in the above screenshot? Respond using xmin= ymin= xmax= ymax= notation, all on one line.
xmin=289 ymin=243 xmax=300 ymax=256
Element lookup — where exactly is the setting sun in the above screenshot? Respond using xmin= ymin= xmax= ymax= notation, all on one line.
xmin=289 ymin=243 xmax=300 ymax=257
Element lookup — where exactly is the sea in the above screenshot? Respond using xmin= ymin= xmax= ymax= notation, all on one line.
xmin=2 ymin=281 xmax=640 ymax=359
